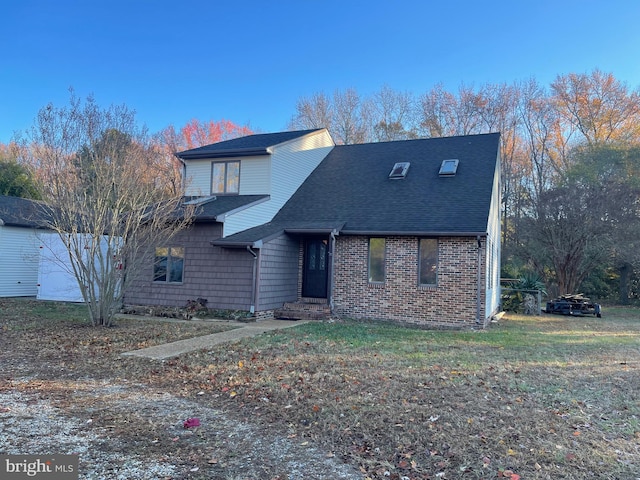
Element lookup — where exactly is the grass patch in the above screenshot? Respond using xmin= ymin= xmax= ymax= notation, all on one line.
xmin=1 ymin=297 xmax=89 ymax=329
xmin=0 ymin=298 xmax=238 ymax=380
xmin=160 ymin=312 xmax=640 ymax=479
xmin=2 ymin=299 xmax=640 ymax=479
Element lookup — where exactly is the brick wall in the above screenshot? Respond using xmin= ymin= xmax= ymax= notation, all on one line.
xmin=332 ymin=235 xmax=486 ymax=326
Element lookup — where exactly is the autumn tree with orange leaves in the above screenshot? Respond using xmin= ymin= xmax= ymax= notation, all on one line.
xmin=153 ymin=119 xmax=253 ymax=194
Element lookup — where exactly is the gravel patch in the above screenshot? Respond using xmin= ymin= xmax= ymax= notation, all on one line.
xmin=0 ymin=379 xmax=363 ymax=479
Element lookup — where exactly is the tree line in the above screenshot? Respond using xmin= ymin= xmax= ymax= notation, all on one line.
xmin=289 ymin=70 xmax=640 ymax=303
xmin=2 ymin=69 xmax=640 ymax=308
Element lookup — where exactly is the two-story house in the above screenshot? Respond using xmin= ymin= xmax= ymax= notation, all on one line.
xmin=125 ymin=129 xmax=502 ymax=327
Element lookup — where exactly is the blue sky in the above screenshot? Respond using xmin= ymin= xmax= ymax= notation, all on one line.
xmin=2 ymin=0 xmax=639 ymax=144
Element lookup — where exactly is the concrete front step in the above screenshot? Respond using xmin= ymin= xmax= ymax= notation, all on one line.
xmin=274 ymin=300 xmax=331 ymax=321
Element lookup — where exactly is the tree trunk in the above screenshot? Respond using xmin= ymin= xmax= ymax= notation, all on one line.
xmin=619 ymin=263 xmax=631 ymax=305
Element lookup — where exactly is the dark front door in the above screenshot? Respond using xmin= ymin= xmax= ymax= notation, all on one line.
xmin=302 ymin=238 xmax=329 ymax=298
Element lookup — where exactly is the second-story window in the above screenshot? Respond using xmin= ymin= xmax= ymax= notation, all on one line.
xmin=211 ymin=161 xmax=240 ymax=194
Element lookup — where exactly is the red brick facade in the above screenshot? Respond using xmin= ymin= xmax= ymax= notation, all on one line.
xmin=332 ymin=235 xmax=486 ymax=326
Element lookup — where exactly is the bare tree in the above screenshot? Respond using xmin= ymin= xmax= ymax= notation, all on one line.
xmin=517 ymin=79 xmax=560 ymax=203
xmin=476 ymin=83 xmax=527 ymax=248
xmin=288 ymin=92 xmax=334 ymax=132
xmin=332 ymin=88 xmax=368 ymax=145
xmin=418 ymin=83 xmax=454 ymax=137
xmin=22 ymin=91 xmax=193 ymax=327
xmin=418 ymin=83 xmax=486 ymax=138
xmin=369 ymin=85 xmax=417 ymax=141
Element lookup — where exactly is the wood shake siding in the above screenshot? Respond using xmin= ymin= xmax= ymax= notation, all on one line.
xmin=125 ymin=223 xmax=254 ymax=309
xmin=332 ymin=236 xmax=486 ymax=326
xmin=256 ymin=235 xmax=299 ymax=310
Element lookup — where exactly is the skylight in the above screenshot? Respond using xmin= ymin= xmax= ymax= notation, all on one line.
xmin=439 ymin=159 xmax=459 ymax=176
xmin=389 ymin=162 xmax=410 ymax=179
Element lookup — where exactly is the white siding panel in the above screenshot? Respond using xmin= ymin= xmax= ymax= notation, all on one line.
xmin=0 ymin=226 xmax=39 ymax=297
xmin=238 ymin=156 xmax=271 ymax=194
xmin=184 ymin=160 xmax=212 ymax=196
xmin=37 ymin=233 xmax=84 ymax=302
xmin=485 ymin=152 xmax=502 ymax=318
xmin=224 ymin=143 xmax=333 ymax=236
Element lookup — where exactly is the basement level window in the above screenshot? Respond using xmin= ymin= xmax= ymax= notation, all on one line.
xmin=439 ymin=159 xmax=459 ymax=176
xmin=389 ymin=162 xmax=410 ymax=179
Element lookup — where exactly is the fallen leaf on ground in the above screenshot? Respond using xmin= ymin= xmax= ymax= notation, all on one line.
xmin=183 ymin=417 xmax=200 ymax=428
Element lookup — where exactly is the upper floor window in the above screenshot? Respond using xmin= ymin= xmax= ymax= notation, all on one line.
xmin=368 ymin=237 xmax=386 ymax=283
xmin=419 ymin=238 xmax=438 ymax=285
xmin=154 ymin=246 xmax=184 ymax=283
xmin=212 ymin=161 xmax=240 ymax=194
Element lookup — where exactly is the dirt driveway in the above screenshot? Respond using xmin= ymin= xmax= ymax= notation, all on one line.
xmin=1 ymin=377 xmax=363 ymax=479
xmin=0 ymin=302 xmax=363 ymax=480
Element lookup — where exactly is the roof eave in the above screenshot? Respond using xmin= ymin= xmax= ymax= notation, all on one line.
xmin=211 ymin=239 xmax=265 ymax=249
xmin=177 ymin=146 xmax=272 ymax=161
xmin=284 ymin=228 xmax=339 ymax=235
xmin=339 ymin=230 xmax=488 ymax=237
xmin=193 ymin=216 xmax=222 ymax=223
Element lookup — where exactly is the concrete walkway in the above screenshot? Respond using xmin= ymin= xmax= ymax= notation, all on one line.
xmin=121 ymin=318 xmax=309 ymax=360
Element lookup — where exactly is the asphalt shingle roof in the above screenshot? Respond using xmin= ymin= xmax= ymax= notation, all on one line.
xmin=0 ymin=195 xmax=50 ymax=228
xmin=275 ymin=132 xmax=500 ymax=234
xmin=187 ymin=195 xmax=270 ymax=222
xmin=176 ymin=129 xmax=324 ymax=160
xmin=217 ymin=132 xmax=500 ymax=246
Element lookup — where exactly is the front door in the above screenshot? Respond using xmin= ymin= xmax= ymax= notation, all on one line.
xmin=302 ymin=238 xmax=329 ymax=298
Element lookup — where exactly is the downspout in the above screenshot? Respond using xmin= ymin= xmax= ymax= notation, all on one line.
xmin=476 ymin=236 xmax=483 ymax=326
xmin=247 ymin=246 xmax=258 ymax=314
xmin=328 ymin=230 xmax=337 ymax=313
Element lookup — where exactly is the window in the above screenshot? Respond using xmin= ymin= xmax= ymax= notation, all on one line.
xmin=211 ymin=161 xmax=240 ymax=194
xmin=154 ymin=246 xmax=184 ymax=283
xmin=419 ymin=238 xmax=438 ymax=285
xmin=368 ymin=238 xmax=386 ymax=283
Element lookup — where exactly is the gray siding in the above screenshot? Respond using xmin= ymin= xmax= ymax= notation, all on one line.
xmin=256 ymin=234 xmax=299 ymax=310
xmin=125 ymin=223 xmax=255 ymax=310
